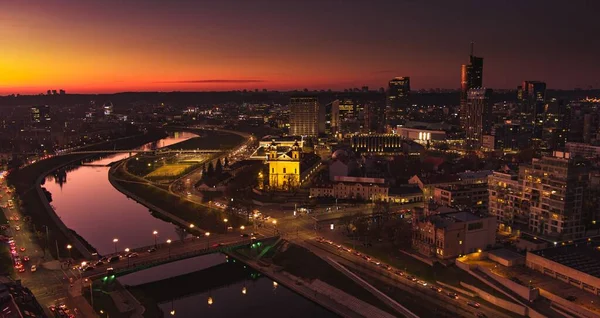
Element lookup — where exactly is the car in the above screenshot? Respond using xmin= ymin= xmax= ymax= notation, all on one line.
xmin=23 ymin=256 xmax=30 ymax=262
xmin=148 ymin=247 xmax=157 ymax=253
xmin=94 ymin=261 xmax=104 ymax=267
xmin=128 ymin=252 xmax=138 ymax=258
xmin=106 ymin=267 xmax=114 ymax=275
xmin=417 ymin=280 xmax=428 ymax=287
xmin=108 ymin=256 xmax=120 ymax=263
xmin=430 ymin=285 xmax=442 ymax=293
xmin=83 ymin=266 xmax=95 ymax=272
xmin=241 ymin=233 xmax=249 ymax=237
xmin=14 ymin=263 xmax=23 ymax=269
xmin=19 ymin=247 xmax=25 ymax=252
xmin=100 ymin=257 xmax=108 ymax=263
xmin=467 ymin=302 xmax=481 ymax=308
xmin=406 ymin=275 xmax=416 ymax=281
xmin=30 ymin=265 xmax=37 ymax=272
xmin=18 ymin=267 xmax=25 ymax=273
xmin=446 ymin=292 xmax=459 ymax=300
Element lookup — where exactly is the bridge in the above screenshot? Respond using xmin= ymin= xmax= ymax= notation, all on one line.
xmin=80 ymin=233 xmax=278 ymax=279
xmin=57 ymin=149 xmax=222 ymax=156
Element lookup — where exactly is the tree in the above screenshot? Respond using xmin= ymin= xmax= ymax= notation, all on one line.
xmin=224 ymin=157 xmax=229 ymax=168
xmin=207 ymin=162 xmax=215 ymax=178
xmin=215 ymin=159 xmax=223 ymax=175
xmin=175 ymin=226 xmax=187 ymax=242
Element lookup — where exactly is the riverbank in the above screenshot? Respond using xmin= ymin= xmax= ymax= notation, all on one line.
xmin=230 ymin=242 xmax=398 ymax=318
xmin=7 ymin=130 xmax=168 ymax=260
xmin=108 ymin=128 xmax=251 ymax=234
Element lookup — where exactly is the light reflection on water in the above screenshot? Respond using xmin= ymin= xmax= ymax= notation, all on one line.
xmin=43 ymin=132 xmax=197 ymax=255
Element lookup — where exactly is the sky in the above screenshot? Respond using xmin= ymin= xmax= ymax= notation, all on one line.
xmin=1 ymin=0 xmax=599 ymax=94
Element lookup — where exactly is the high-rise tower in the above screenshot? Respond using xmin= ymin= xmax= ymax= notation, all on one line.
xmin=460 ymin=43 xmax=484 ymax=130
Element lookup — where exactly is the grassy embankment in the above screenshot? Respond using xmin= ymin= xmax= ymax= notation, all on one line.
xmin=6 ymin=130 xmax=167 ymax=260
xmin=110 ymin=129 xmax=248 ymax=233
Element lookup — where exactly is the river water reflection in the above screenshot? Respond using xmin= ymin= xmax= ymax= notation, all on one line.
xmin=43 ymin=132 xmax=197 ymax=255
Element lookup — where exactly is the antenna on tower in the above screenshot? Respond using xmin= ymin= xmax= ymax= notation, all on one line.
xmin=470 ymin=42 xmax=474 ymax=56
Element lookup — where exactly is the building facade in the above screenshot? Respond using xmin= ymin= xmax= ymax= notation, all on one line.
xmin=521 ymin=151 xmax=589 ymax=239
xmin=267 ymin=141 xmax=301 ymax=190
xmin=460 ymin=44 xmax=484 ymax=130
xmin=465 ymin=88 xmax=492 ymax=148
xmin=433 ymin=183 xmax=489 ymax=212
xmin=290 ymin=97 xmax=322 ymax=137
xmin=412 ymin=208 xmax=496 ymax=259
xmin=488 ymin=171 xmax=527 ymax=232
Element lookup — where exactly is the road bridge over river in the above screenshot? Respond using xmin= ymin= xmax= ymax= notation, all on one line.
xmin=78 ymin=234 xmax=278 ymax=279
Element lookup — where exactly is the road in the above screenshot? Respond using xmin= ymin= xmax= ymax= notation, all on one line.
xmin=75 ymin=231 xmax=267 ymax=279
xmin=0 ymin=178 xmax=87 ymax=316
xmin=247 ymin=211 xmax=518 ymax=318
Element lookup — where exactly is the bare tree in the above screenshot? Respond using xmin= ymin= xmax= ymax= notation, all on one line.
xmin=175 ymin=226 xmax=187 ymax=242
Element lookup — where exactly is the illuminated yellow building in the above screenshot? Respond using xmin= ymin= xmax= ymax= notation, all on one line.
xmin=267 ymin=140 xmax=301 ymax=190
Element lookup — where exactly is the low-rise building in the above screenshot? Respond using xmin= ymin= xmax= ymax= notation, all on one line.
xmin=412 ymin=206 xmax=496 ymax=259
xmin=527 ymin=244 xmax=600 ymax=296
xmin=409 ymin=170 xmax=492 ymax=200
xmin=566 ymin=142 xmax=600 ymax=159
xmin=310 ymin=176 xmax=388 ymax=201
xmin=433 ymin=183 xmax=488 ymax=212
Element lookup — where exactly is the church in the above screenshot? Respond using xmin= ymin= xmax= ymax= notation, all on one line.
xmin=267 ymin=140 xmax=302 ymax=190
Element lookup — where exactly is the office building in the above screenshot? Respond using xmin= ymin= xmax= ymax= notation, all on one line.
xmin=363 ymin=101 xmax=385 ymax=133
xmin=325 ymin=100 xmax=339 ymax=135
xmin=387 ymin=77 xmax=410 ymax=125
xmin=289 ymin=97 xmax=323 ymax=137
xmin=465 ymin=88 xmax=492 ymax=148
xmin=542 ymin=99 xmax=570 ymax=151
xmin=460 ymin=43 xmax=484 ymax=130
xmin=518 ymin=81 xmax=546 ymax=139
xmin=30 ymin=105 xmax=51 ymax=128
xmin=566 ymin=142 xmax=600 ymax=159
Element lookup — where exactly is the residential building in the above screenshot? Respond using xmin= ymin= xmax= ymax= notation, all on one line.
xmin=488 ymin=170 xmax=526 ymax=232
xmin=409 ymin=170 xmax=492 ymax=200
xmin=412 ymin=206 xmax=496 ymax=259
xmin=521 ymin=151 xmax=589 ymax=239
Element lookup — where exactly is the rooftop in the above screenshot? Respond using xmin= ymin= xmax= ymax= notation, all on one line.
xmin=531 ymin=243 xmax=600 ymax=278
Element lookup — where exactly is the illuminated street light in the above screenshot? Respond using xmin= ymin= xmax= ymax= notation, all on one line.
xmin=166 ymin=239 xmax=172 ymax=258
xmin=207 ymin=296 xmax=213 ymax=305
xmin=242 ymin=286 xmax=247 ymax=295
xmin=153 ymin=231 xmax=158 ymax=247
xmin=113 ymin=238 xmax=119 ymax=254
xmin=223 ymin=218 xmax=228 ymax=223
xmin=189 ymin=224 xmax=195 ymax=229
xmin=125 ymin=248 xmax=130 ymax=267
xmin=66 ymin=244 xmax=72 ymax=259
xmin=205 ymin=232 xmax=211 ymax=249
xmin=240 ymin=225 xmax=245 ymax=230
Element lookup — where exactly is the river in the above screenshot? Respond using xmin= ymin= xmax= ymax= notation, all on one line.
xmin=43 ymin=131 xmax=336 ymax=317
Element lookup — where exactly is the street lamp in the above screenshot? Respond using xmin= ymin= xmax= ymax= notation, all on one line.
xmin=205 ymin=232 xmax=210 ymax=249
xmin=153 ymin=231 xmax=158 ymax=248
xmin=272 ymin=219 xmax=277 ymax=235
xmin=113 ymin=238 xmax=119 ymax=254
xmin=66 ymin=244 xmax=72 ymax=259
xmin=189 ymin=224 xmax=195 ymax=229
xmin=166 ymin=239 xmax=172 ymax=258
xmin=207 ymin=296 xmax=213 ymax=306
xmin=125 ymin=248 xmax=130 ymax=267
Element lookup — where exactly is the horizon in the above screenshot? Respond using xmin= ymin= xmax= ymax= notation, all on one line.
xmin=2 ymin=0 xmax=599 ymax=94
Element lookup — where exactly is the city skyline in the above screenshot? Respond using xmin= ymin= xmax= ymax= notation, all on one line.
xmin=2 ymin=0 xmax=599 ymax=94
